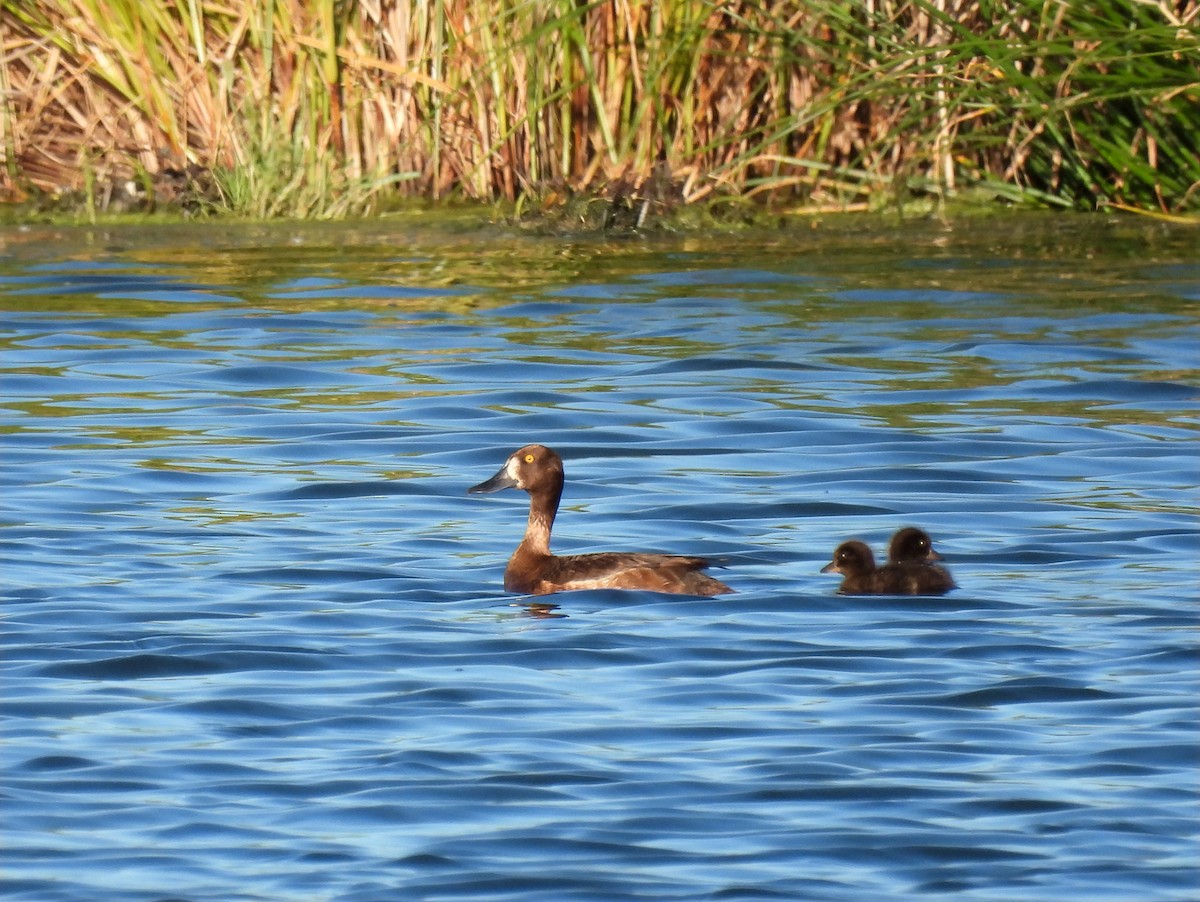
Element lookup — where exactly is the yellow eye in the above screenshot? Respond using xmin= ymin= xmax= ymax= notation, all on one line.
xmin=524 ymin=454 xmax=535 ymax=463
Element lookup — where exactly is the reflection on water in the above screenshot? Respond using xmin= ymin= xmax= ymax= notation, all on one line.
xmin=2 ymin=215 xmax=1198 ymax=901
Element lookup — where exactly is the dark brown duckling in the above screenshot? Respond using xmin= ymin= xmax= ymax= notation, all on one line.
xmin=820 ymin=540 xmax=882 ymax=595
xmin=468 ymin=444 xmax=733 ymax=597
xmin=886 ymin=526 xmax=956 ymax=595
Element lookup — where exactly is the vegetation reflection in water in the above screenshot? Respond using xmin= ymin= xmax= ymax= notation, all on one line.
xmin=3 ymin=225 xmax=1195 ymax=448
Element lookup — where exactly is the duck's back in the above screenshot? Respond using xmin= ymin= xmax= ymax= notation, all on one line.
xmin=511 ymin=550 xmax=733 ymax=597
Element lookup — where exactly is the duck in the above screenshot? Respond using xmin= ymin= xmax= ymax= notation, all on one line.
xmin=821 ymin=529 xmax=955 ymax=596
xmin=468 ymin=444 xmax=733 ymax=597
xmin=886 ymin=526 xmax=956 ymax=595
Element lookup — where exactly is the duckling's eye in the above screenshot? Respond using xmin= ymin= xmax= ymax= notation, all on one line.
xmin=524 ymin=453 xmax=535 ymax=463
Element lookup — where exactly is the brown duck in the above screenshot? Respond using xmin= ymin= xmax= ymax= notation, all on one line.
xmin=469 ymin=444 xmax=733 ymax=597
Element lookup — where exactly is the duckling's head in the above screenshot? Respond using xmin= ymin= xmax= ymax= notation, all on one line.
xmin=888 ymin=527 xmax=941 ymax=565
xmin=821 ymin=540 xmax=876 ymax=576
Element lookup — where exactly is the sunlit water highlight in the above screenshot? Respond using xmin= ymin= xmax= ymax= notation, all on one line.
xmin=2 ymin=216 xmax=1198 ymax=901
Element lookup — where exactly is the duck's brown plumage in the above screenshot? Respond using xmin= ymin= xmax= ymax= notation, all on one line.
xmin=822 ymin=529 xmax=956 ymax=596
xmin=468 ymin=444 xmax=733 ymax=597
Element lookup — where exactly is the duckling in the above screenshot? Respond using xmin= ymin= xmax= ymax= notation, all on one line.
xmin=820 ymin=540 xmax=882 ymax=595
xmin=886 ymin=526 xmax=956 ymax=595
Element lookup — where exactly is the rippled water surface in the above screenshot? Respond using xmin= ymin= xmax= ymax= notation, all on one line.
xmin=3 ymin=215 xmax=1198 ymax=901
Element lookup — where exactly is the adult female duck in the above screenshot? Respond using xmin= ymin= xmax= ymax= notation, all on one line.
xmin=469 ymin=444 xmax=733 ymax=597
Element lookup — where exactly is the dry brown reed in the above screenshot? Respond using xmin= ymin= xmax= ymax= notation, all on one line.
xmin=2 ymin=0 xmax=1197 ymax=218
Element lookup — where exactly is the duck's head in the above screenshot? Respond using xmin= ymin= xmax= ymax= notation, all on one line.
xmin=821 ymin=540 xmax=876 ymax=576
xmin=468 ymin=444 xmax=564 ymax=497
xmin=888 ymin=527 xmax=941 ymax=564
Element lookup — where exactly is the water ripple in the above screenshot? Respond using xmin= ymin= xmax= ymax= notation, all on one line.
xmin=2 ymin=219 xmax=1197 ymax=902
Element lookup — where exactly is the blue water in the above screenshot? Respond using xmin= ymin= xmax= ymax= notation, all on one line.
xmin=2 ymin=216 xmax=1198 ymax=901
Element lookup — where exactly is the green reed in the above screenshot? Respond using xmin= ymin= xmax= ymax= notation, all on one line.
xmin=3 ymin=0 xmax=1196 ymax=220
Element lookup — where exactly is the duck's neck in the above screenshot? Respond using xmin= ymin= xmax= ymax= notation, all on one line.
xmin=518 ymin=483 xmax=561 ymax=557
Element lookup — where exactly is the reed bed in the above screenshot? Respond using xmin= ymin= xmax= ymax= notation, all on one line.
xmin=3 ymin=0 xmax=1197 ymax=219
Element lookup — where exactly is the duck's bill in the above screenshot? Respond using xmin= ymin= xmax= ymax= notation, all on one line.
xmin=468 ymin=467 xmax=519 ymax=494
xmin=819 ymin=562 xmax=839 ymax=574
